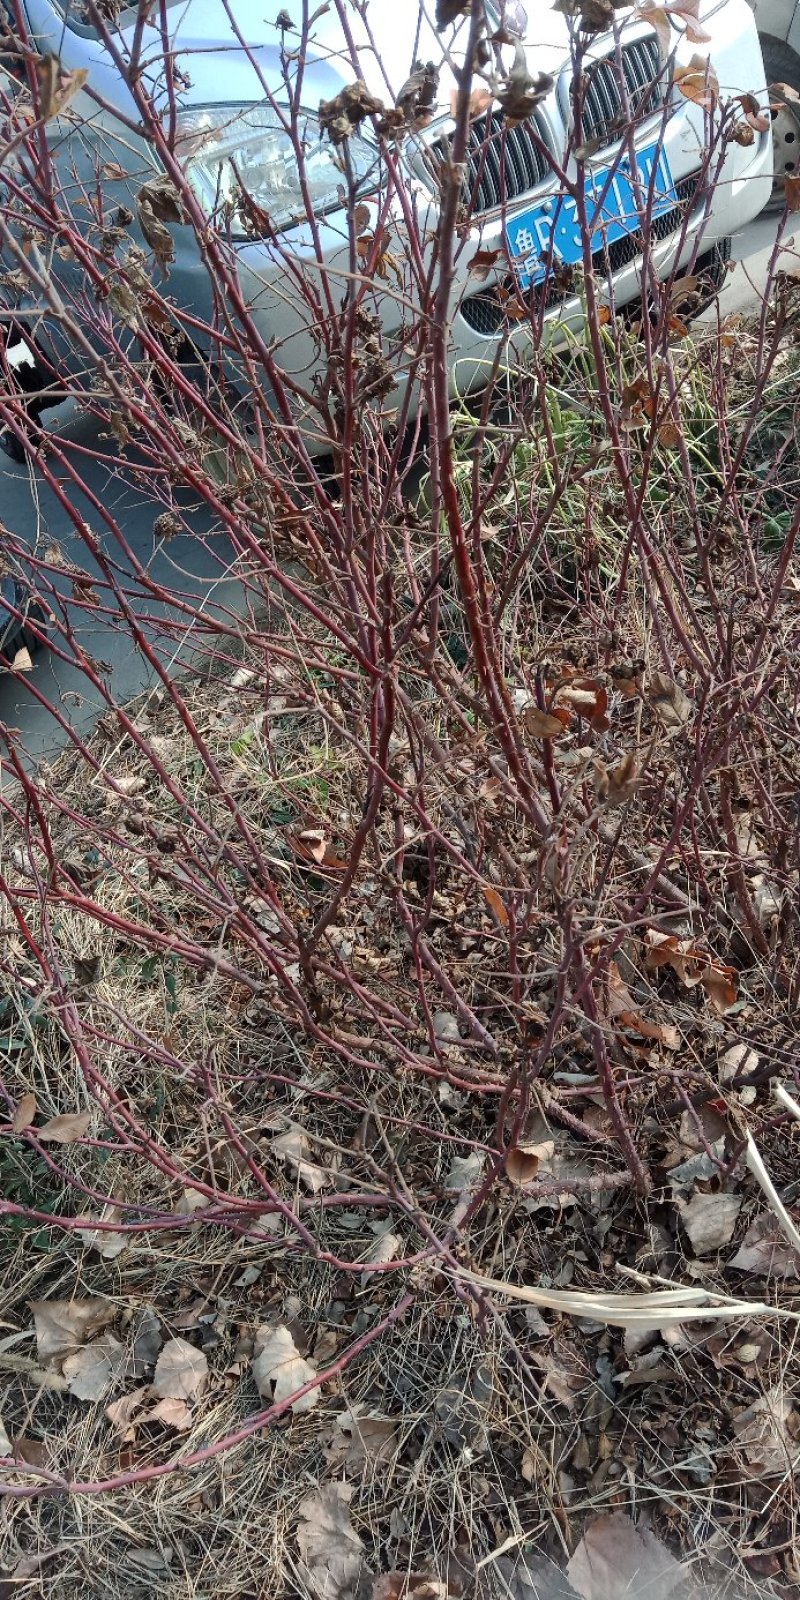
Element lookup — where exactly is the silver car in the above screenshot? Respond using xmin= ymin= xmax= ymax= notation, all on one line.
xmin=1 ymin=1 xmax=774 ymax=451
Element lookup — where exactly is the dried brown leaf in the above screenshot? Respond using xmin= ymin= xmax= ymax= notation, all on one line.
xmin=32 ymin=1298 xmax=115 ymax=1368
xmin=296 ymin=1482 xmax=367 ymax=1600
xmin=271 ymin=1125 xmax=330 ymax=1193
xmin=372 ymin=1578 xmax=447 ymax=1600
xmin=137 ymin=194 xmax=176 ymax=271
xmin=607 ymin=961 xmax=680 ymax=1050
xmin=644 ymin=930 xmax=738 ymax=1013
xmin=665 ymin=0 xmax=710 ymax=43
xmin=63 ymin=1334 xmax=125 ymax=1402
xmin=145 ymin=1396 xmax=193 ymax=1430
xmin=324 ymin=1406 xmax=397 ymax=1469
xmin=594 ymin=750 xmax=640 ymax=806
xmin=152 ymin=1337 xmax=208 ymax=1402
xmin=506 ymin=1140 xmax=554 ymax=1186
xmin=733 ymin=1387 xmax=797 ymax=1475
xmin=105 ymin=1386 xmax=149 ymax=1438
xmin=523 ymin=705 xmax=567 ymax=739
xmin=497 ymin=42 xmax=552 ymax=124
xmin=481 ymin=882 xmax=508 ymax=925
xmin=467 ymin=247 xmax=501 ymax=282
xmin=729 ymin=1213 xmax=800 ymax=1278
xmin=36 ymin=55 xmax=88 ymax=119
xmin=647 ymin=671 xmax=692 ymax=730
xmin=137 ymin=176 xmax=186 ymax=225
xmin=785 ymin=172 xmax=800 ymax=212
xmin=11 ymin=1092 xmax=37 ymax=1133
xmin=678 ymin=1191 xmax=742 ymax=1256
xmin=567 ymin=1511 xmax=683 ymax=1600
xmin=77 ymin=1203 xmax=129 ymax=1260
xmin=446 ymin=1150 xmax=484 ymax=1192
xmin=362 ymin=1231 xmax=400 ymax=1284
xmin=38 ymin=1111 xmax=91 ymax=1144
xmin=173 ymin=1184 xmax=212 ymax=1216
xmin=637 ymin=3 xmax=670 ymax=51
xmin=674 ymin=53 xmax=719 ymax=108
xmin=252 ymin=1323 xmax=319 ymax=1413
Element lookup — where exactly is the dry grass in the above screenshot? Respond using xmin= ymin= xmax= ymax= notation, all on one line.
xmin=1 ymin=313 xmax=800 ymax=1597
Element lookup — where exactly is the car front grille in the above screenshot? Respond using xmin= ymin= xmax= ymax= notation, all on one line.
xmin=573 ymin=35 xmax=666 ymax=146
xmin=428 ymin=110 xmax=552 ymax=215
xmin=458 ymin=169 xmax=702 ymax=337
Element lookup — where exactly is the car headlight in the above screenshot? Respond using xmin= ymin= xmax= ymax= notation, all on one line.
xmin=174 ymin=104 xmax=377 ymax=237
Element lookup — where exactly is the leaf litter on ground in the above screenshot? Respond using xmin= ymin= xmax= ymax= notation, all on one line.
xmin=296 ymin=1482 xmax=367 ymax=1600
xmin=252 ymin=1323 xmax=319 ymax=1413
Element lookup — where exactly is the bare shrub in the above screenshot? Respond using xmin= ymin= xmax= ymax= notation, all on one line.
xmin=0 ymin=2 xmax=798 ymax=1592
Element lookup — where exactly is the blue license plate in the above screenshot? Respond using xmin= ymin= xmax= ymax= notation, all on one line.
xmin=505 ymin=143 xmax=676 ymax=292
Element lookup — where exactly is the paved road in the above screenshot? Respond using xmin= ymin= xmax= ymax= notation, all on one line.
xmin=0 ymin=406 xmax=248 ymax=766
xmin=715 ymin=208 xmax=796 ymax=316
xmin=0 ymin=207 xmax=791 ymax=769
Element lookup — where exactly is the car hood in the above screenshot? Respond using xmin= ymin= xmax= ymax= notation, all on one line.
xmin=125 ymin=0 xmax=576 ymax=113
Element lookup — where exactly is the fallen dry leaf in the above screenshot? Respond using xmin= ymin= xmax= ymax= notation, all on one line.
xmin=523 ymin=705 xmax=567 ymax=740
xmin=271 ymin=1125 xmax=330 ymax=1194
xmin=433 ymin=1010 xmax=460 ymax=1043
xmin=647 ymin=671 xmax=692 ymax=730
xmin=324 ymin=1406 xmax=397 ymax=1470
xmin=729 ymin=1213 xmax=800 ymax=1278
xmin=594 ymin=750 xmax=641 ymax=807
xmin=372 ymin=1577 xmax=447 ymax=1600
xmin=607 ymin=961 xmax=680 ymax=1050
xmin=105 ymin=1386 xmax=149 ymax=1438
xmin=296 ymin=1482 xmax=367 ymax=1600
xmin=678 ymin=1191 xmax=742 ymax=1257
xmin=0 ymin=1414 xmax=11 ymax=1455
xmin=482 ymin=883 xmax=508 ymax=924
xmin=172 ymin=1184 xmax=212 ymax=1216
xmin=106 ymin=772 xmax=145 ymax=798
xmin=719 ymin=1042 xmax=758 ymax=1106
xmin=362 ymin=1231 xmax=400 ymax=1285
xmin=534 ymin=1344 xmax=587 ymax=1410
xmin=733 ymin=1387 xmax=798 ymax=1475
xmin=567 ymin=1510 xmax=683 ymax=1600
xmin=252 ymin=1323 xmax=319 ymax=1414
xmin=32 ymin=1298 xmax=115 ymax=1368
xmin=77 ymin=1203 xmax=129 ymax=1260
xmin=152 ymin=1337 xmax=208 ymax=1403
xmin=446 ymin=1150 xmax=484 ymax=1192
xmin=506 ymin=1140 xmax=554 ymax=1186
xmin=38 ymin=1111 xmax=91 ymax=1144
xmin=145 ymin=1395 xmax=193 ymax=1431
xmin=287 ymin=828 xmax=349 ymax=873
xmin=129 ymin=1308 xmax=163 ymax=1374
xmin=11 ymin=1092 xmax=37 ymax=1133
xmin=554 ymin=676 xmax=609 ymax=731
xmin=13 ymin=1437 xmax=49 ymax=1468
xmin=644 ymin=930 xmax=738 ymax=1013
xmin=63 ymin=1333 xmax=125 ymax=1402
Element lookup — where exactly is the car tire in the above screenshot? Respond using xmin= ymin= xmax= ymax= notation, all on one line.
xmin=0 ymin=428 xmax=27 ymax=463
xmin=759 ymin=34 xmax=800 ymax=212
xmin=0 ymin=584 xmax=49 ymax=665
